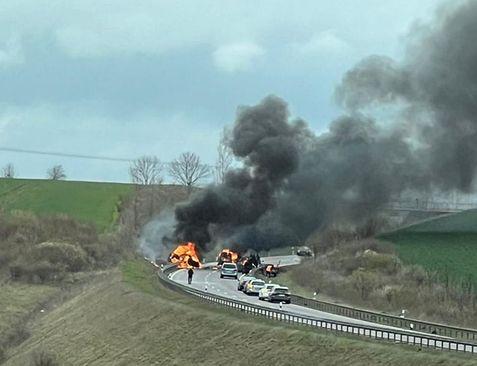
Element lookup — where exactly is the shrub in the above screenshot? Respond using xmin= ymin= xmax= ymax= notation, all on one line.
xmin=339 ymin=256 xmax=362 ymax=275
xmin=40 ymin=215 xmax=98 ymax=245
xmin=350 ymin=269 xmax=379 ymax=301
xmin=403 ymin=265 xmax=427 ymax=286
xmin=8 ymin=211 xmax=41 ymax=244
xmin=9 ymin=259 xmax=66 ymax=283
xmin=32 ymin=242 xmax=89 ymax=272
xmin=30 ymin=349 xmax=59 ymax=366
xmin=362 ymin=252 xmax=400 ymax=274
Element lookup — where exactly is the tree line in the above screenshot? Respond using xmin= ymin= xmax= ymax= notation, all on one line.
xmin=1 ymin=127 xmax=235 ymax=188
xmin=0 ymin=163 xmax=67 ymax=180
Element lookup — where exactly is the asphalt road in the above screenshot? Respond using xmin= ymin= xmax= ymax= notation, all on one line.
xmin=168 ymin=256 xmax=428 ymax=333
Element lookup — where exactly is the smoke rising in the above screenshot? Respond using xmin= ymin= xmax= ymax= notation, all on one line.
xmin=174 ymin=96 xmax=309 ymax=251
xmin=169 ymin=0 xmax=477 ymax=253
xmin=337 ymin=0 xmax=477 ymax=191
xmin=139 ymin=209 xmax=176 ymax=259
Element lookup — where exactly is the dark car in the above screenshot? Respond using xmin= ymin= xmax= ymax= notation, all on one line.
xmin=296 ymin=246 xmax=313 ymax=257
xmin=267 ymin=286 xmax=291 ymax=303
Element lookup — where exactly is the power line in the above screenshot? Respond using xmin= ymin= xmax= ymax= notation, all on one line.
xmin=0 ymin=146 xmax=132 ymax=163
xmin=0 ymin=146 xmax=217 ymax=170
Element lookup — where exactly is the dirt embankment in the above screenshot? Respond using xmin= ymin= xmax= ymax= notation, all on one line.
xmin=3 ymin=261 xmax=476 ymax=366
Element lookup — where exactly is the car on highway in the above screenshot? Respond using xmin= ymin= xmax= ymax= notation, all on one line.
xmin=266 ymin=286 xmax=291 ymax=303
xmin=296 ymin=246 xmax=313 ymax=257
xmin=244 ymin=279 xmax=266 ymax=295
xmin=220 ymin=262 xmax=238 ymax=279
xmin=258 ymin=283 xmax=278 ymax=300
xmin=237 ymin=274 xmax=256 ymax=291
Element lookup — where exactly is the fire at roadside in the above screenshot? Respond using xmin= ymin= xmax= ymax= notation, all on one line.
xmin=217 ymin=249 xmax=239 ymax=265
xmin=169 ymin=242 xmax=202 ymax=268
xmin=216 ymin=248 xmax=265 ymax=274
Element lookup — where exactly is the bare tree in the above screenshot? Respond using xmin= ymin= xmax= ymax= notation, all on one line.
xmin=214 ymin=127 xmax=233 ymax=184
xmin=168 ymin=152 xmax=210 ymax=190
xmin=2 ymin=163 xmax=15 ymax=178
xmin=47 ymin=165 xmax=66 ymax=180
xmin=129 ymin=156 xmax=162 ymax=185
xmin=129 ymin=156 xmax=163 ymax=224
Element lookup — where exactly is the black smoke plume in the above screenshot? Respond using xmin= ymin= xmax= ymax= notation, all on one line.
xmin=174 ymin=96 xmax=309 ymax=251
xmin=173 ymin=0 xmax=477 ymax=252
xmin=336 ymin=0 xmax=477 ymax=191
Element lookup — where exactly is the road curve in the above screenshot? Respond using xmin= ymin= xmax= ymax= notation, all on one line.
xmin=168 ymin=256 xmax=434 ymax=334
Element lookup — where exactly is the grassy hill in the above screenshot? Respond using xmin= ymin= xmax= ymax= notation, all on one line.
xmin=0 ymin=178 xmax=133 ymax=231
xmin=381 ymin=209 xmax=477 ymax=286
xmin=396 ymin=209 xmax=477 ymax=233
xmin=3 ymin=259 xmax=475 ymax=366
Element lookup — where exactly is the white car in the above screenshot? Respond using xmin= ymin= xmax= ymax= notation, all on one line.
xmin=220 ymin=262 xmax=238 ymax=279
xmin=258 ymin=283 xmax=278 ymax=300
xmin=237 ymin=274 xmax=256 ymax=291
xmin=244 ymin=279 xmax=266 ymax=295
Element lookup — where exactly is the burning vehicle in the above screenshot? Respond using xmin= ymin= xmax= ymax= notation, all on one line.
xmin=217 ymin=248 xmax=240 ymax=266
xmin=237 ymin=253 xmax=261 ymax=273
xmin=169 ymin=242 xmax=201 ymax=268
xmin=258 ymin=263 xmax=279 ymax=277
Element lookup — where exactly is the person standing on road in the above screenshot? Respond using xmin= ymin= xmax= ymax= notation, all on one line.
xmin=187 ymin=268 xmax=194 ymax=284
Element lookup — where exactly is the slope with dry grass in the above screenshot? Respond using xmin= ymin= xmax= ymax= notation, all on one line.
xmin=3 ymin=259 xmax=476 ymax=366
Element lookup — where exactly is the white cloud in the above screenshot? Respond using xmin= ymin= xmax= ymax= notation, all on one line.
xmin=0 ymin=0 xmax=441 ymax=61
xmin=212 ymin=42 xmax=265 ymax=73
xmin=294 ymin=30 xmax=351 ymax=57
xmin=0 ymin=36 xmax=24 ymax=68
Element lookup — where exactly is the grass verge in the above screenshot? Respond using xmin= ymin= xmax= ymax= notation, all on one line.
xmin=381 ymin=232 xmax=477 ymax=286
xmin=381 ymin=209 xmax=477 ymax=286
xmin=0 ymin=283 xmax=58 ymax=354
xmin=3 ymin=259 xmax=476 ymax=365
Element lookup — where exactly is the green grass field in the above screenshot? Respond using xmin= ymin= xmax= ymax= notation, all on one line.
xmin=381 ymin=209 xmax=477 ymax=286
xmin=383 ymin=232 xmax=477 ymax=285
xmin=3 ymin=259 xmax=475 ymax=366
xmin=0 ymin=178 xmax=133 ymax=231
xmin=398 ymin=209 xmax=477 ymax=233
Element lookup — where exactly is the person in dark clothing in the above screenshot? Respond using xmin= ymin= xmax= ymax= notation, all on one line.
xmin=187 ymin=268 xmax=194 ymax=284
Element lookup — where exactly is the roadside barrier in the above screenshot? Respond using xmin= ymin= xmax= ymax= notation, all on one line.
xmin=157 ymin=265 xmax=477 ymax=355
xmin=289 ymin=295 xmax=477 ymax=342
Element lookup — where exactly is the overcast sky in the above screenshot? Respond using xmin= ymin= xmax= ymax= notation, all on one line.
xmin=0 ymin=0 xmax=444 ymax=183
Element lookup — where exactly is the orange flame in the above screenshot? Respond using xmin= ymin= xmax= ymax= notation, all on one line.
xmin=218 ymin=248 xmax=239 ymax=263
xmin=169 ymin=242 xmax=202 ymax=268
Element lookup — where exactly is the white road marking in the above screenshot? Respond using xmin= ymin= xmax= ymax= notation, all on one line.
xmin=170 ymin=269 xmax=186 ymax=281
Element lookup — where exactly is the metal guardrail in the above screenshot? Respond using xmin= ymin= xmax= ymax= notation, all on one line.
xmin=290 ymin=295 xmax=477 ymax=342
xmin=157 ymin=265 xmax=477 ymax=354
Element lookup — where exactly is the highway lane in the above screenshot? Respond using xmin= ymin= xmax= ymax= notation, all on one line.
xmin=169 ymin=258 xmax=428 ymax=333
xmin=200 ymin=255 xmax=302 ymax=269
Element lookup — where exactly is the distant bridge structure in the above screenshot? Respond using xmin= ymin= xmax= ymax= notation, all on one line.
xmin=384 ymin=200 xmax=477 ymax=213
